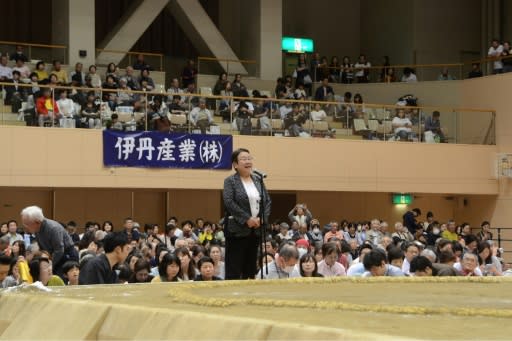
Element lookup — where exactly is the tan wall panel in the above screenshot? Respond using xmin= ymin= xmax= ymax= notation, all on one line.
xmin=0 ymin=188 xmax=52 ymax=222
xmin=133 ymin=191 xmax=166 ymax=227
xmin=168 ymin=189 xmax=222 ymax=224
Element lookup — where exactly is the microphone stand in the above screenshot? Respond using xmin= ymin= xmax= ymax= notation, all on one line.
xmin=256 ymin=173 xmax=268 ymax=279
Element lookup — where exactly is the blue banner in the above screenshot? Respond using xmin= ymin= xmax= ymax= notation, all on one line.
xmin=103 ymin=131 xmax=233 ymax=169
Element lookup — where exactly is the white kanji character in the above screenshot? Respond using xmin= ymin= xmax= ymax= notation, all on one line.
xmin=136 ymin=137 xmax=156 ymax=160
xmin=157 ymin=138 xmax=176 ymax=161
xmin=201 ymin=141 xmax=221 ymax=163
xmin=178 ymin=139 xmax=196 ymax=162
xmin=114 ymin=137 xmax=136 ymax=160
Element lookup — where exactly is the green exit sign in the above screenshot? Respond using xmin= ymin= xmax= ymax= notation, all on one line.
xmin=282 ymin=37 xmax=314 ymax=53
xmin=392 ymin=193 xmax=413 ymax=205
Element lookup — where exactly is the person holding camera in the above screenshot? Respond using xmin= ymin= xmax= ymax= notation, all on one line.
xmin=288 ymin=203 xmax=313 ymax=227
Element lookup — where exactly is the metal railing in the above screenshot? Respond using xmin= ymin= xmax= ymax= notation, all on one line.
xmin=95 ymin=49 xmax=164 ymax=71
xmin=309 ymin=54 xmax=512 ymax=84
xmin=0 ymin=82 xmax=495 ymax=145
xmin=197 ymin=57 xmax=258 ymax=78
xmin=0 ymin=40 xmax=67 ymax=64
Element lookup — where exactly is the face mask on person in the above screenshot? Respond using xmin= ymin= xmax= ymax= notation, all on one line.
xmin=312 ymin=227 xmax=320 ymax=234
xmin=283 ymin=265 xmax=295 ymax=274
xmin=298 ymin=248 xmax=307 ymax=258
xmin=433 ymin=228 xmax=440 ymax=235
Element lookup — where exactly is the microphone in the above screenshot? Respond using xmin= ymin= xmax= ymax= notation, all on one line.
xmin=252 ymin=169 xmax=267 ymax=179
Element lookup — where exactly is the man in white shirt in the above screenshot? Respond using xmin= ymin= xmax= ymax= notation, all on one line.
xmin=354 ymin=54 xmax=371 ymax=83
xmin=488 ymin=39 xmax=504 ymax=74
xmin=392 ymin=107 xmax=413 ymax=140
xmin=189 ymin=98 xmax=213 ymax=134
xmin=0 ymin=55 xmax=13 ymax=81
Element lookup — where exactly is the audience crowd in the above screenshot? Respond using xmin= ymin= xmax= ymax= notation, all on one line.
xmin=0 ymin=204 xmax=509 ymax=290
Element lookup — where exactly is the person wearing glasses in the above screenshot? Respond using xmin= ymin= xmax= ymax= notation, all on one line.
xmin=222 ymin=148 xmax=271 ymax=279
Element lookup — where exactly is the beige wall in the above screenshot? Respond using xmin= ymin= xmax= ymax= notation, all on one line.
xmin=0 ymin=126 xmax=497 ymax=195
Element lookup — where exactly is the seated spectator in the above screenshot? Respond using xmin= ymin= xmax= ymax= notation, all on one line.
xmin=105 ymin=62 xmax=119 ymax=83
xmin=441 ymin=220 xmax=458 ymax=241
xmin=477 ymin=241 xmax=502 ymax=276
xmin=401 ymin=67 xmax=418 ymax=82
xmin=10 ymin=45 xmax=28 ymax=63
xmin=175 ymin=247 xmax=197 ymax=281
xmin=409 ymin=255 xmax=458 ymax=276
xmin=81 ymin=92 xmax=101 ymax=129
xmin=275 ymin=222 xmax=292 ymax=245
xmin=194 ymin=256 xmax=222 ymax=281
xmin=252 ymin=96 xmax=271 ymax=131
xmin=424 ymin=110 xmax=445 ymax=142
xmin=283 ymin=103 xmax=307 ymax=137
xmin=392 ymin=107 xmax=413 ymax=140
xmin=316 ymin=56 xmax=330 ymax=81
xmin=401 ymin=242 xmax=420 ymax=275
xmin=208 ymin=244 xmax=225 ymax=279
xmin=34 ymin=61 xmax=49 ymax=83
xmin=29 ymin=257 xmax=65 ymax=286
xmin=366 ymin=219 xmax=383 ymax=246
xmin=438 ymin=67 xmax=456 ymax=81
xmin=387 ymin=247 xmax=404 ymax=269
xmin=314 ymin=77 xmax=334 ymax=101
xmin=133 ymin=54 xmax=152 ymax=71
xmin=167 ymin=78 xmax=184 ymax=103
xmin=477 ymin=221 xmax=493 ymax=242
xmin=354 ymin=54 xmax=371 ymax=83
xmin=324 ymin=221 xmax=344 ymax=243
xmin=453 ymin=252 xmax=482 ymax=276
xmin=189 ymin=98 xmax=213 ymax=134
xmin=468 ymin=63 xmax=483 ymax=78
xmin=317 ymin=242 xmax=346 ymax=277
xmin=4 ymin=71 xmax=26 ymax=112
xmin=79 ymin=232 xmax=130 ymax=285
xmin=138 ymin=68 xmax=154 ymax=91
xmin=279 ymin=101 xmax=293 ymax=120
xmin=0 ymin=253 xmax=12 ymax=288
xmin=233 ymin=101 xmax=252 ymax=135
xmin=0 ymin=55 xmax=13 ymax=81
xmin=310 ymin=103 xmax=327 ymax=121
xmin=257 ymin=243 xmax=300 ymax=279
xmin=294 ymin=83 xmax=307 ymax=100
xmin=57 ymin=89 xmax=79 ymax=127
xmin=288 ymin=204 xmax=312 ymax=226
xmin=391 ymin=222 xmax=415 ymax=243
xmin=232 ymin=73 xmax=248 ymax=97
xmin=329 ymin=56 xmax=341 ymax=83
xmin=102 ymin=74 xmax=118 ymax=109
xmin=70 ymin=62 xmax=85 ymax=86
xmin=299 ymin=253 xmax=323 ymax=277
xmin=12 ymin=57 xmax=31 ymax=81
xmin=36 ymin=88 xmax=61 ymax=127
xmin=128 ymin=258 xmax=153 ymax=283
xmin=341 ymin=56 xmax=354 ymax=84
xmin=87 ymin=65 xmax=102 ymax=88
xmin=152 ymin=253 xmax=182 ymax=282
xmin=51 ymin=60 xmax=68 ymax=84
xmin=61 ymin=260 xmax=80 ymax=285
xmin=362 ymin=250 xmax=404 ymax=277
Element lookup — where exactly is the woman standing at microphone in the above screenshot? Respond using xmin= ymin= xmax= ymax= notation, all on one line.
xmin=223 ymin=148 xmax=271 ymax=279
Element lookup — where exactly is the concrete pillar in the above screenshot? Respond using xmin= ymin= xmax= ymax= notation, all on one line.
xmin=69 ymin=0 xmax=95 ymax=67
xmin=259 ymin=0 xmax=282 ymax=80
xmin=52 ymin=0 xmax=95 ymax=67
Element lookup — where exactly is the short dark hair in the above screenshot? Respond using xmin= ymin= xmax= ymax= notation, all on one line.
xmin=29 ymin=257 xmax=50 ymax=281
xmin=363 ymin=250 xmax=387 ymax=271
xmin=413 ymin=208 xmax=422 ymax=216
xmin=409 ymin=256 xmax=432 ymax=273
xmin=231 ymin=148 xmax=250 ymax=164
xmin=197 ymin=256 xmax=214 ymax=269
xmin=439 ymin=250 xmax=456 ymax=264
xmin=62 ymin=261 xmax=79 ymax=275
xmin=103 ymin=232 xmax=128 ymax=253
xmin=432 ymin=112 xmax=440 ymax=118
xmin=387 ymin=247 xmax=404 ymax=264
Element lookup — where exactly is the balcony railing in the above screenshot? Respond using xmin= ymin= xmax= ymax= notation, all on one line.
xmin=0 ymin=82 xmax=495 ymax=145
